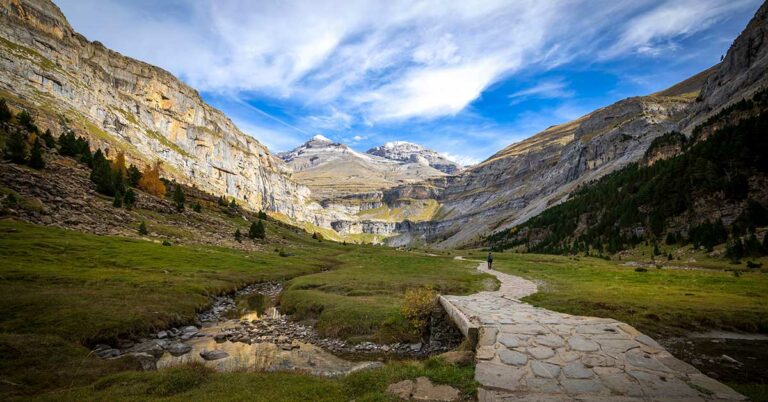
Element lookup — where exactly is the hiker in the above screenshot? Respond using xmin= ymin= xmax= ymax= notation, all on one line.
xmin=487 ymin=252 xmax=493 ymax=270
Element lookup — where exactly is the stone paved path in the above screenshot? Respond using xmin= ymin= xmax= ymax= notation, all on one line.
xmin=442 ymin=262 xmax=746 ymax=402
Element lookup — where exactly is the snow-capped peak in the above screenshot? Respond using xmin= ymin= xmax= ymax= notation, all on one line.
xmin=312 ymin=134 xmax=332 ymax=143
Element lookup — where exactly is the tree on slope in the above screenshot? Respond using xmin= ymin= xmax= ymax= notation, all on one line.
xmin=138 ymin=161 xmax=166 ymax=198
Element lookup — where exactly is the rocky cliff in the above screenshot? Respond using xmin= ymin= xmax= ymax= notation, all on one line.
xmin=0 ymin=0 xmax=326 ymax=225
xmin=366 ymin=141 xmax=463 ymax=174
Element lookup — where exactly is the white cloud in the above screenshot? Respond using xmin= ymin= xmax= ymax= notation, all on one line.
xmin=508 ymin=78 xmax=574 ymax=105
xmin=352 ymin=135 xmax=367 ymax=141
xmin=601 ymin=0 xmax=756 ymax=59
xmin=439 ymin=152 xmax=480 ymax=167
xmin=56 ymin=0 xmax=761 ymax=156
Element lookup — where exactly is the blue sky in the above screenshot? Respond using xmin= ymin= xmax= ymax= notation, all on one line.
xmin=56 ymin=0 xmax=762 ymax=165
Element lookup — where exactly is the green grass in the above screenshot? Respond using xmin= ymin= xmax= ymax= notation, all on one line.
xmin=0 ymin=220 xmax=486 ymax=397
xmin=33 ymin=357 xmax=476 ymax=402
xmin=282 ymin=246 xmax=491 ymax=342
xmin=463 ymin=251 xmax=768 ymax=336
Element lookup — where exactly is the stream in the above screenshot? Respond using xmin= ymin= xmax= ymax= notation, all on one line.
xmin=93 ymin=282 xmax=460 ymax=376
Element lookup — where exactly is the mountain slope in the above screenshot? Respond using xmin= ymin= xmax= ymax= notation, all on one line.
xmin=487 ymin=88 xmax=768 ymax=256
xmin=366 ymin=141 xmax=463 ymax=174
xmin=279 ymin=135 xmax=446 ymax=201
xmin=0 ymin=0 xmax=323 ymax=224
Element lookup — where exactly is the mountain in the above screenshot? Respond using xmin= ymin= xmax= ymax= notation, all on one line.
xmin=0 ymin=0 xmax=325 ymax=226
xmin=279 ymin=135 xmax=446 ymax=201
xmin=366 ymin=141 xmax=463 ymax=174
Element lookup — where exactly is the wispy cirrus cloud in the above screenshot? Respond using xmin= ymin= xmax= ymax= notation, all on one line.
xmin=57 ymin=0 xmax=762 ymax=158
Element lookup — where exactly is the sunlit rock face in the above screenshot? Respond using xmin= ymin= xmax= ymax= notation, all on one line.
xmin=0 ymin=0 xmax=327 ymax=225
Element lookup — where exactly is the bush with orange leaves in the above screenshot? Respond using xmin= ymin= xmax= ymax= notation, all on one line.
xmin=400 ymin=287 xmax=438 ymax=336
xmin=138 ymin=160 xmax=166 ymax=197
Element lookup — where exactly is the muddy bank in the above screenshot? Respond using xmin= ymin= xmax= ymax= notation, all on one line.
xmin=661 ymin=333 xmax=768 ymax=386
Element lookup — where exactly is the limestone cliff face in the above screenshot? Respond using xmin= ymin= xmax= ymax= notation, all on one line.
xmin=388 ymin=95 xmax=697 ymax=248
xmin=0 ymin=0 xmax=324 ymax=223
xmin=683 ymin=1 xmax=768 ymax=131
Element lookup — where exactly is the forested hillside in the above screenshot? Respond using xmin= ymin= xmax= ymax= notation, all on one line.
xmin=486 ymin=88 xmax=768 ymax=260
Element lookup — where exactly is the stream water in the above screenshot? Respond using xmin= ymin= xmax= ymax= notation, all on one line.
xmin=98 ymin=282 xmax=459 ymax=376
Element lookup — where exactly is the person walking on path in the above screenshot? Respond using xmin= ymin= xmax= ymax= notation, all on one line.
xmin=487 ymin=252 xmax=493 ymax=270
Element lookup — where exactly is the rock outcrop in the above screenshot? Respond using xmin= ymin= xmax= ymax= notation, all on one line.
xmin=367 ymin=141 xmax=464 ymax=174
xmin=279 ymin=135 xmax=447 ymax=201
xmin=0 ymin=0 xmax=323 ymax=225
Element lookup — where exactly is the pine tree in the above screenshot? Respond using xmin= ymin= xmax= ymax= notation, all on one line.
xmin=217 ymin=196 xmax=227 ymax=206
xmin=123 ymin=188 xmax=136 ymax=209
xmin=138 ymin=161 xmax=166 ymax=197
xmin=90 ymin=150 xmax=115 ymax=195
xmin=0 ymin=98 xmax=11 ymax=122
xmin=5 ymin=130 xmax=28 ymax=164
xmin=16 ymin=110 xmax=38 ymax=133
xmin=113 ymin=191 xmax=123 ymax=208
xmin=255 ymin=219 xmax=266 ymax=239
xmin=127 ymin=164 xmax=142 ymax=187
xmin=193 ymin=202 xmax=202 ymax=213
xmin=28 ymin=138 xmax=45 ymax=169
xmin=258 ymin=210 xmax=268 ymax=220
xmin=138 ymin=221 xmax=148 ymax=235
xmin=249 ymin=220 xmax=265 ymax=240
xmin=58 ymin=131 xmax=78 ymax=156
xmin=111 ymin=151 xmax=127 ymax=178
xmin=652 ymin=244 xmax=661 ymax=256
xmin=40 ymin=129 xmax=55 ymax=148
xmin=229 ymin=198 xmax=237 ymax=210
xmin=234 ymin=228 xmax=242 ymax=242
xmin=173 ymin=184 xmax=185 ymax=212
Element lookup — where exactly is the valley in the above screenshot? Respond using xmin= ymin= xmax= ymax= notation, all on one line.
xmin=1 ymin=0 xmax=767 ymax=401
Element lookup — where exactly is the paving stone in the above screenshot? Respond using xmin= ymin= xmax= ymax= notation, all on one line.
xmin=563 ymin=361 xmax=594 ymax=379
xmin=625 ymin=350 xmax=669 ymax=372
xmin=498 ymin=350 xmax=528 ymax=366
xmin=628 ymin=370 xmax=700 ymax=398
xmin=526 ymin=378 xmax=563 ymax=393
xmin=596 ymin=339 xmax=640 ymax=354
xmin=504 ymin=323 xmax=548 ymax=335
xmin=635 ymin=334 xmax=662 ymax=349
xmin=656 ymin=354 xmax=699 ymax=375
xmin=476 ymin=346 xmax=495 ymax=360
xmin=479 ymin=327 xmax=498 ymax=346
xmin=498 ymin=334 xmax=521 ymax=348
xmin=475 ymin=361 xmax=527 ymax=391
xmin=527 ymin=346 xmax=555 ymax=360
xmin=531 ymin=361 xmax=561 ymax=378
xmin=567 ymin=335 xmax=599 ymax=352
xmin=534 ymin=334 xmax=564 ymax=348
xmin=562 ymin=379 xmax=606 ymax=394
xmin=581 ymin=354 xmax=615 ymax=368
xmin=598 ymin=372 xmax=643 ymax=396
xmin=558 ymin=350 xmax=582 ymax=362
xmin=576 ymin=324 xmax=620 ymax=335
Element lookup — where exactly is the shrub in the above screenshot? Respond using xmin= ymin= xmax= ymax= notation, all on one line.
xmin=127 ymin=164 xmax=142 ymax=187
xmin=746 ymin=261 xmax=763 ymax=269
xmin=234 ymin=228 xmax=242 ymax=243
xmin=192 ymin=202 xmax=202 ymax=213
xmin=112 ymin=191 xmax=123 ymax=208
xmin=258 ymin=210 xmax=268 ymax=220
xmin=249 ymin=220 xmax=265 ymax=240
xmin=634 ymin=267 xmax=648 ymax=272
xmin=0 ymin=98 xmax=11 ymax=122
xmin=278 ymin=249 xmax=292 ymax=257
xmin=162 ymin=240 xmax=172 ymax=246
xmin=138 ymin=221 xmax=148 ymax=235
xmin=90 ymin=149 xmax=115 ymax=195
xmin=40 ymin=129 xmax=55 ymax=148
xmin=123 ymin=188 xmax=136 ymax=209
xmin=138 ymin=161 xmax=166 ymax=197
xmin=16 ymin=110 xmax=38 ymax=133
xmin=173 ymin=184 xmax=185 ymax=212
xmin=401 ymin=287 xmax=438 ymax=336
xmin=5 ymin=130 xmax=28 ymax=164
xmin=28 ymin=138 xmax=44 ymax=169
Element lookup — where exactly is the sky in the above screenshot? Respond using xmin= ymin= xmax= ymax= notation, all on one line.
xmin=56 ymin=0 xmax=762 ymax=166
